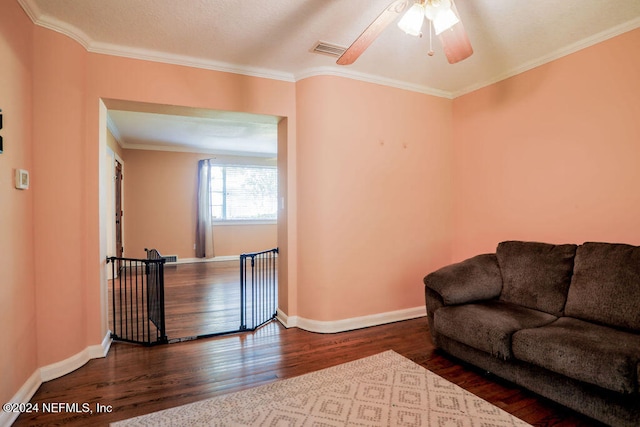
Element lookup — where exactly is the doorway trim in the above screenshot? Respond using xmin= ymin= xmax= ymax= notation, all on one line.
xmin=98 ymin=98 xmax=291 ymax=347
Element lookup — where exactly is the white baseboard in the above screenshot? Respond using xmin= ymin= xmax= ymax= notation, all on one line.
xmin=275 ymin=309 xmax=293 ymax=328
xmin=1 ymin=331 xmax=112 ymax=426
xmin=40 ymin=331 xmax=112 ymax=381
xmin=171 ymin=253 xmax=277 ymax=265
xmin=276 ymin=306 xmax=426 ymax=334
xmin=171 ymin=255 xmax=239 ymax=265
xmin=0 ymin=369 xmax=41 ymax=427
xmin=2 ymin=307 xmax=424 ymax=426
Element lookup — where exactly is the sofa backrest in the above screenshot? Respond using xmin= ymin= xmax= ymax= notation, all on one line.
xmin=497 ymin=241 xmax=577 ymax=316
xmin=564 ymin=242 xmax=640 ymax=332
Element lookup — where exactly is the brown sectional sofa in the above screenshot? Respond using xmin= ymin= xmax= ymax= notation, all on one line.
xmin=424 ymin=241 xmax=640 ymax=426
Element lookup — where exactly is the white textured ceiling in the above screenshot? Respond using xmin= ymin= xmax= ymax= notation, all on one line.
xmin=20 ymin=0 xmax=640 ymax=154
xmin=107 ymin=107 xmax=279 ymax=157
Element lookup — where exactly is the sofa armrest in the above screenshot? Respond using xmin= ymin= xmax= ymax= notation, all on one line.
xmin=424 ymin=253 xmax=502 ymax=306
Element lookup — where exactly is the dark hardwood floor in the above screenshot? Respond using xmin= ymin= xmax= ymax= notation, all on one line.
xmin=108 ymin=260 xmax=247 ymax=342
xmin=15 ymin=262 xmax=604 ymax=426
xmin=162 ymin=261 xmax=244 ymax=339
xmin=14 ymin=318 xmax=604 ymax=426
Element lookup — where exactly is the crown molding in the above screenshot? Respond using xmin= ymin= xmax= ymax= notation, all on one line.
xmin=19 ymin=0 xmax=452 ymax=98
xmin=88 ymin=41 xmax=297 ymax=83
xmin=295 ymin=67 xmax=454 ymax=99
xmin=120 ymin=141 xmax=276 ymax=158
xmin=18 ymin=0 xmax=91 ymax=50
xmin=453 ymin=17 xmax=640 ymax=98
xmin=19 ymin=0 xmax=640 ymax=100
xmin=19 ymin=0 xmax=296 ymax=83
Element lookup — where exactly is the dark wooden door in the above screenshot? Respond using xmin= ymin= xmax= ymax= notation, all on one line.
xmin=115 ymin=160 xmax=123 ymax=258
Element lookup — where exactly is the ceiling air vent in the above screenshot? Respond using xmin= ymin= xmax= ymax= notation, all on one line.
xmin=311 ymin=41 xmax=347 ymax=57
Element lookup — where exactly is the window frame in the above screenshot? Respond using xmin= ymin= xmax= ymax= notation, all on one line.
xmin=209 ymin=163 xmax=278 ymax=225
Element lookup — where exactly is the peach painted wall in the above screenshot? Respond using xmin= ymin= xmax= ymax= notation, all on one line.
xmin=2 ymin=16 xmax=296 ymax=382
xmin=83 ymin=53 xmax=297 ymax=354
xmin=8 ymin=3 xmax=640 ymax=411
xmin=0 ymin=0 xmax=37 ymax=406
xmin=122 ymin=149 xmax=277 ymax=259
xmin=296 ymin=76 xmax=453 ymax=321
xmin=452 ymin=28 xmax=640 ymax=261
xmin=31 ymin=25 xmax=89 ymax=367
xmin=277 ymin=118 xmax=293 ymax=314
xmin=211 ymin=224 xmax=277 ymax=257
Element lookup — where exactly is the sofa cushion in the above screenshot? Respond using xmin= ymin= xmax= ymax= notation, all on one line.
xmin=424 ymin=253 xmax=502 ymax=305
xmin=433 ymin=300 xmax=557 ymax=360
xmin=497 ymin=241 xmax=577 ymax=316
xmin=512 ymin=317 xmax=640 ymax=394
xmin=564 ymin=242 xmax=640 ymax=332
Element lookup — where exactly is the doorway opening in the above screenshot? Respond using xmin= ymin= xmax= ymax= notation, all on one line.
xmin=106 ymin=247 xmax=278 ymax=345
xmin=102 ymin=99 xmax=284 ymax=343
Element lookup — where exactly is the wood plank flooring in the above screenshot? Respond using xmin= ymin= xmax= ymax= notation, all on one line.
xmin=15 ymin=318 xmax=599 ymax=427
xmin=108 ymin=261 xmax=247 ymax=341
xmin=15 ymin=262 xmax=603 ymax=426
xmin=162 ymin=261 xmax=244 ymax=338
xmin=14 ymin=318 xmax=604 ymax=426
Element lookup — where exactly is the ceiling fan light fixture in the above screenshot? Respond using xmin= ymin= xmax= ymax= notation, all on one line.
xmin=432 ymin=8 xmax=459 ymax=35
xmin=337 ymin=0 xmax=472 ymax=66
xmin=424 ymin=0 xmax=450 ymax=20
xmin=397 ymin=3 xmax=425 ymax=36
xmin=424 ymin=0 xmax=459 ymax=35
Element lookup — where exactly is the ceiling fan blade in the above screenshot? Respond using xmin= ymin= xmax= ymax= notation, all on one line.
xmin=337 ymin=0 xmax=410 ymax=66
xmin=438 ymin=1 xmax=473 ymax=64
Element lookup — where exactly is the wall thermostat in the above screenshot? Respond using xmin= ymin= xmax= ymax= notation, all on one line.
xmin=15 ymin=169 xmax=29 ymax=190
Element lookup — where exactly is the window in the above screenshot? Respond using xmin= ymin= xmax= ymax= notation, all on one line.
xmin=210 ymin=164 xmax=277 ymax=222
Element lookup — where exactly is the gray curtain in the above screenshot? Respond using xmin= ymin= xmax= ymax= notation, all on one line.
xmin=195 ymin=159 xmax=214 ymax=258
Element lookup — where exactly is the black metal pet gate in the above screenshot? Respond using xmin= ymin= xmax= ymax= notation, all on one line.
xmin=107 ymin=247 xmax=278 ymax=345
xmin=107 ymin=248 xmax=168 ymax=345
xmin=240 ymin=248 xmax=279 ymax=331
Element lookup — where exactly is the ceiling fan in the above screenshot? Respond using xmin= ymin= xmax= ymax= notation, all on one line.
xmin=337 ymin=0 xmax=473 ymax=66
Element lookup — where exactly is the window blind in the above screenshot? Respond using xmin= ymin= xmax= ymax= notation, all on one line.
xmin=210 ymin=164 xmax=277 ymax=221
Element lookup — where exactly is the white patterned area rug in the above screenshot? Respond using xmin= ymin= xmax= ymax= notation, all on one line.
xmin=111 ymin=350 xmax=531 ymax=426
